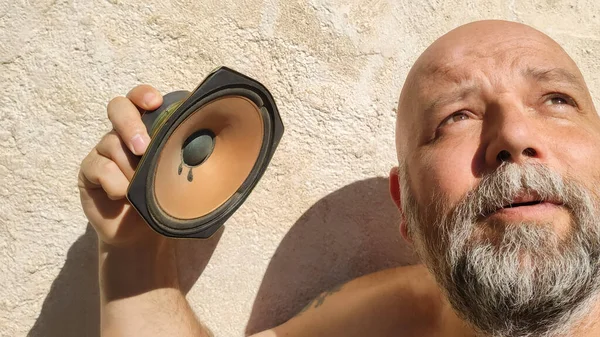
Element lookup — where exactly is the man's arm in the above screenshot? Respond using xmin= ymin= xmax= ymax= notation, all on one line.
xmin=77 ymin=84 xmax=214 ymax=337
xmin=98 ymin=239 xmax=212 ymax=337
xmin=256 ymin=265 xmax=441 ymax=337
xmin=99 ymin=235 xmax=436 ymax=337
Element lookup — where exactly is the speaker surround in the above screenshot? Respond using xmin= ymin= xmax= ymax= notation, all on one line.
xmin=127 ymin=67 xmax=284 ymax=239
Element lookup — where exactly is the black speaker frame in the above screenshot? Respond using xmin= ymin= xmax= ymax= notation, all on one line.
xmin=127 ymin=66 xmax=284 ymax=239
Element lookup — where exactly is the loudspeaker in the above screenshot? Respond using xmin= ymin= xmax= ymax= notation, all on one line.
xmin=127 ymin=66 xmax=284 ymax=239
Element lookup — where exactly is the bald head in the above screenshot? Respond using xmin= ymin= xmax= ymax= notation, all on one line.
xmin=411 ymin=20 xmax=571 ymax=74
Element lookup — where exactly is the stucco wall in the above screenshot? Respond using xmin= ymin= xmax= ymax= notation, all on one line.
xmin=1 ymin=1 xmax=599 ymax=336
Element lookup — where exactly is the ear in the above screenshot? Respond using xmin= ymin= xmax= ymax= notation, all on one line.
xmin=389 ymin=167 xmax=411 ymax=243
xmin=389 ymin=167 xmax=402 ymax=209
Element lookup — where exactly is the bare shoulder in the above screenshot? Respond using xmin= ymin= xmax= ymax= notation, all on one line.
xmin=251 ymin=264 xmax=445 ymax=337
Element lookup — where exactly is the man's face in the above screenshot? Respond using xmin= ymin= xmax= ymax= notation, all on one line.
xmin=399 ymin=24 xmax=600 ymax=234
xmin=393 ymin=21 xmax=600 ymax=337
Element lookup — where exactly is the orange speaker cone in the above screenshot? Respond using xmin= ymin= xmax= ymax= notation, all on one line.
xmin=154 ymin=96 xmax=264 ymax=219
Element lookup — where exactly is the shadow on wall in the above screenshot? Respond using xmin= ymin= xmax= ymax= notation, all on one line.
xmin=27 ymin=225 xmax=100 ymax=337
xmin=245 ymin=177 xmax=419 ymax=334
xmin=27 ymin=223 xmax=223 ymax=337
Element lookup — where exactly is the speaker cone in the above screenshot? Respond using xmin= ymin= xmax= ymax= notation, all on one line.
xmin=127 ymin=67 xmax=284 ymax=239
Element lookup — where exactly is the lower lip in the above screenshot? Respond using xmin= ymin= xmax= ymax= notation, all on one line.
xmin=489 ymin=202 xmax=563 ymax=220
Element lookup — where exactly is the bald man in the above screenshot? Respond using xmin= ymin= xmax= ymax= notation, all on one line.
xmin=78 ymin=20 xmax=600 ymax=337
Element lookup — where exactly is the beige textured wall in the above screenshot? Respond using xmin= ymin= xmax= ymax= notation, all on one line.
xmin=1 ymin=1 xmax=599 ymax=336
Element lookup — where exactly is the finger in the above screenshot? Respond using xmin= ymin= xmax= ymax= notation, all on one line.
xmin=126 ymin=84 xmax=163 ymax=111
xmin=78 ymin=147 xmax=101 ymax=190
xmin=107 ymin=96 xmax=151 ymax=156
xmin=96 ymin=130 xmax=140 ymax=181
xmin=80 ymin=149 xmax=130 ymax=200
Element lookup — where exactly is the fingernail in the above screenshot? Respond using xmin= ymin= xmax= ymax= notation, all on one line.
xmin=143 ymin=92 xmax=157 ymax=107
xmin=131 ymin=133 xmax=149 ymax=155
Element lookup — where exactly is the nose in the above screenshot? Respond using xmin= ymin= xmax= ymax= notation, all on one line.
xmin=483 ymin=102 xmax=544 ymax=169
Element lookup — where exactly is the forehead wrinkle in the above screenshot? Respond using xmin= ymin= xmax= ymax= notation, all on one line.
xmin=417 ymin=58 xmax=491 ymax=117
xmin=424 ymin=82 xmax=480 ymax=117
xmin=420 ymin=58 xmax=474 ymax=85
xmin=522 ymin=66 xmax=587 ymax=92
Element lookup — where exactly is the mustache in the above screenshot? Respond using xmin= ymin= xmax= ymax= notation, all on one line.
xmin=455 ymin=162 xmax=576 ymax=221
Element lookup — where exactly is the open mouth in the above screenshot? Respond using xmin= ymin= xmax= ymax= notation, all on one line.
xmin=505 ymin=200 xmax=543 ymax=208
xmin=483 ymin=190 xmax=564 ymax=218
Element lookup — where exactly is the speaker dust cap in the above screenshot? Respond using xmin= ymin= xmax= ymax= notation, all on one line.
xmin=127 ymin=67 xmax=284 ymax=239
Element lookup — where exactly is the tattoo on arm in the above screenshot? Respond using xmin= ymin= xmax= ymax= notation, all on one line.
xmin=297 ymin=282 xmax=345 ymax=315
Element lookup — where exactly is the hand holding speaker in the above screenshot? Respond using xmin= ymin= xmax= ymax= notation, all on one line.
xmin=78 ymin=85 xmax=166 ymax=247
xmin=79 ymin=67 xmax=283 ymax=247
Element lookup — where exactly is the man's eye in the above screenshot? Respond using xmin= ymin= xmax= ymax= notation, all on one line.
xmin=544 ymin=94 xmax=576 ymax=107
xmin=441 ymin=111 xmax=470 ymax=126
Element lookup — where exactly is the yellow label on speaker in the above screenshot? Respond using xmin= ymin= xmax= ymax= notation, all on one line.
xmin=150 ymin=100 xmax=185 ymax=138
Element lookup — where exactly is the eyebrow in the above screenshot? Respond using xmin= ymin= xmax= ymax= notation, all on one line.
xmin=423 ymin=83 xmax=479 ymax=116
xmin=522 ymin=66 xmax=586 ymax=92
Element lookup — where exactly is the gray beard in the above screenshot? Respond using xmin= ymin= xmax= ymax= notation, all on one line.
xmin=400 ymin=163 xmax=600 ymax=337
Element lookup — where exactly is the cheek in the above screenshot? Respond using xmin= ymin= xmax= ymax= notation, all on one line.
xmin=409 ymin=140 xmax=479 ymax=210
xmin=551 ymin=125 xmax=600 ymax=188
